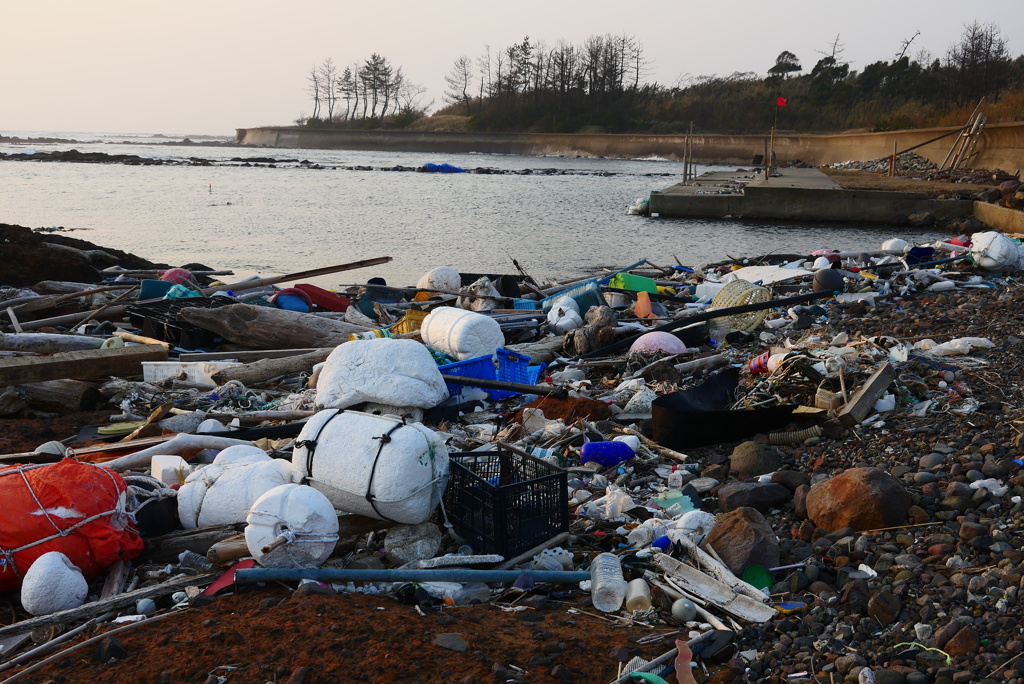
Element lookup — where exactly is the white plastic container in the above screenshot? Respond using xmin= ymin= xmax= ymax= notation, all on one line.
xmin=420 ymin=306 xmax=505 ymax=361
xmin=292 ymin=410 xmax=449 ymax=524
xmin=694 ymin=282 xmax=727 ymax=299
xmin=589 ymin=552 xmax=627 ymax=612
xmin=150 ymin=454 xmax=192 ymax=486
xmin=624 ymin=578 xmax=652 ymax=612
xmin=142 ymin=361 xmax=242 ymax=388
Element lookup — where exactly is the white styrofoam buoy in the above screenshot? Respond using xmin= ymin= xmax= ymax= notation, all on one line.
xmin=419 ymin=306 xmax=505 ymax=361
xmin=315 ymin=338 xmax=448 ymax=410
xmin=177 ymin=446 xmax=301 ymax=529
xmin=20 ymin=552 xmax=88 ymax=616
xmin=292 ymin=410 xmax=449 ymax=524
xmin=416 ymin=266 xmax=462 ymax=293
xmin=245 ymin=484 xmax=340 ymax=568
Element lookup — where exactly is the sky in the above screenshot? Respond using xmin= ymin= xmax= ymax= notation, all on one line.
xmin=2 ymin=0 xmax=1020 ymax=136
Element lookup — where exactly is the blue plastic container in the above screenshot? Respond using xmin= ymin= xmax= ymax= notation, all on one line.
xmin=579 ymin=441 xmax=635 ymax=467
xmin=439 ymin=349 xmax=546 ymax=400
xmin=539 ymin=279 xmax=606 ymax=315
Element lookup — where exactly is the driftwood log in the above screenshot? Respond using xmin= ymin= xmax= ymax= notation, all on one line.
xmin=210 ymin=346 xmax=337 ymax=385
xmin=0 ymin=332 xmax=104 ymax=354
xmin=505 ymin=335 xmax=565 ymax=365
xmin=142 ymin=523 xmax=247 ymax=563
xmin=179 ymin=304 xmax=369 ymax=349
xmin=19 ymin=379 xmax=103 ymax=413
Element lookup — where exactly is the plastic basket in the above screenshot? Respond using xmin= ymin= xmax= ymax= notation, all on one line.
xmin=439 ymin=349 xmax=546 ymax=400
xmin=125 ymin=297 xmax=234 ymax=349
xmin=443 ymin=450 xmax=569 ymax=557
xmin=437 ymin=355 xmax=496 ymax=399
xmin=390 ymin=309 xmax=428 ymax=335
xmin=710 ymin=279 xmax=770 ymax=332
xmin=512 ymin=298 xmax=540 ymax=310
xmin=493 ymin=349 xmax=546 ymax=399
xmin=539 ymin=279 xmax=606 ymax=314
xmin=608 ymin=272 xmax=658 ymax=294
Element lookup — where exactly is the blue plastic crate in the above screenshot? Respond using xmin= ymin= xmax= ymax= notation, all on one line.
xmin=493 ymin=348 xmax=546 ymax=399
xmin=437 ymin=355 xmax=496 ymax=398
xmin=439 ymin=349 xmax=547 ymax=400
xmin=539 ymin=279 xmax=606 ymax=315
xmin=512 ymin=298 xmax=540 ymax=310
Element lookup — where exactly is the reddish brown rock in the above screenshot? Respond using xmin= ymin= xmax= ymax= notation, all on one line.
xmin=944 ymin=626 xmax=980 ymax=657
xmin=805 ymin=467 xmax=911 ymax=532
xmin=705 ymin=507 xmax=780 ymax=577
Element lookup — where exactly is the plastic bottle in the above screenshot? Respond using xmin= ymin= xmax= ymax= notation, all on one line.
xmin=178 ymin=550 xmax=214 ymax=572
xmin=580 ymin=441 xmax=635 ymax=467
xmin=667 ymin=466 xmax=683 ymax=490
xmin=453 ymin=582 xmax=491 ymax=606
xmin=347 ymin=329 xmax=393 ymax=341
xmin=589 ymin=552 xmax=627 ymax=612
xmin=624 ymin=578 xmax=652 ymax=612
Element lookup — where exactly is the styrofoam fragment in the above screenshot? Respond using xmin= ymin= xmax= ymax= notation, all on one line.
xmin=417 ymin=266 xmax=461 ymax=293
xmin=315 ymin=338 xmax=448 ymax=410
xmin=21 ymin=552 xmax=88 ymax=616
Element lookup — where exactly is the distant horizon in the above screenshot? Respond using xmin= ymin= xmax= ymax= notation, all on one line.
xmin=3 ymin=1 xmax=1021 ymax=134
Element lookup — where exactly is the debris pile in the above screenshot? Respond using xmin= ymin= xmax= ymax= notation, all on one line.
xmin=4 ymin=226 xmax=1024 ymax=683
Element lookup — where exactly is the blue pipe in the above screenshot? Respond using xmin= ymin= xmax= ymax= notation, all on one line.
xmin=235 ymin=568 xmax=591 ymax=584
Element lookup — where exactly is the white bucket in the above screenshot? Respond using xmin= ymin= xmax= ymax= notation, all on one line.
xmin=420 ymin=307 xmax=504 ymax=361
xmin=292 ymin=410 xmax=449 ymax=524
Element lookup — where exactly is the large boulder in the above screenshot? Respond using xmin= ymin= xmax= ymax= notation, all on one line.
xmin=805 ymin=467 xmax=911 ymax=532
xmin=730 ymin=441 xmax=781 ymax=477
xmin=717 ymin=482 xmax=790 ymax=513
xmin=704 ymin=507 xmax=780 ymax=577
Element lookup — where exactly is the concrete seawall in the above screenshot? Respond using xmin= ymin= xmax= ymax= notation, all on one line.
xmin=236 ymin=123 xmax=1024 ymax=171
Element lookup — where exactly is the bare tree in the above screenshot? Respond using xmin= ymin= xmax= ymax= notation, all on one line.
xmin=319 ymin=58 xmax=338 ymax=121
xmin=945 ymin=22 xmax=1010 ymax=103
xmin=307 ymin=65 xmax=322 ymax=120
xmin=895 ymin=31 xmax=920 ymax=62
xmin=444 ymin=56 xmax=474 ymax=114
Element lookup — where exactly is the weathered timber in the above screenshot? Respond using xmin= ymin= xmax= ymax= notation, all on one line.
xmin=142 ymin=523 xmax=247 ymax=563
xmin=179 ymin=305 xmax=368 ymax=349
xmin=0 ymin=332 xmax=104 ymax=354
xmin=838 ymin=362 xmax=897 ymax=427
xmin=209 ymin=347 xmax=336 ymax=385
xmin=19 ymin=379 xmax=102 ymax=412
xmin=0 ymin=344 xmax=168 ymax=387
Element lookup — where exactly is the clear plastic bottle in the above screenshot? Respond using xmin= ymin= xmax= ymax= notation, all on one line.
xmin=589 ymin=552 xmax=627 ymax=612
xmin=624 ymin=578 xmax=652 ymax=612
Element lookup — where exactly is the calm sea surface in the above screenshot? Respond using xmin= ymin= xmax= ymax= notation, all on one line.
xmin=0 ymin=132 xmax=948 ymax=287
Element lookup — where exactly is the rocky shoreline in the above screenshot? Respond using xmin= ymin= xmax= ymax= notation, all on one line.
xmin=1 ymin=229 xmax=1024 ymax=683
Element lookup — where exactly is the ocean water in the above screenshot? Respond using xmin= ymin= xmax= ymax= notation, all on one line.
xmin=0 ymin=132 xmax=948 ymax=287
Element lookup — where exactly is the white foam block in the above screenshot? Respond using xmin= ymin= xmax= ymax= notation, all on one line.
xmin=315 ymin=338 xmax=448 ymax=410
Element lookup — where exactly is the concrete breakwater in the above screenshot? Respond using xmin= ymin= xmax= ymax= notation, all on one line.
xmin=236 ymin=122 xmax=1024 ymax=171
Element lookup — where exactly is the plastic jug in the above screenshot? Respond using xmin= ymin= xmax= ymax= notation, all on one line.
xmin=625 ymin=578 xmax=652 ymax=612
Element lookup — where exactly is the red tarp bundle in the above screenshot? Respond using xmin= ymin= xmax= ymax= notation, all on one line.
xmin=0 ymin=459 xmax=144 ymax=591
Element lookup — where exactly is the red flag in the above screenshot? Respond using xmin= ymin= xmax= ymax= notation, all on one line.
xmin=776 ymin=96 xmax=787 ymax=107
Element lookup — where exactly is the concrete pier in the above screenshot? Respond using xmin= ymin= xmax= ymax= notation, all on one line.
xmin=648 ymin=168 xmax=975 ymax=224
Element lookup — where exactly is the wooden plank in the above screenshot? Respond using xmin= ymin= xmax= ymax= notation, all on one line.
xmin=0 ymin=572 xmax=218 ymax=639
xmin=0 ymin=344 xmax=168 ymax=387
xmin=142 ymin=523 xmax=246 ymax=563
xmin=179 ymin=348 xmax=322 ymax=362
xmin=837 ymin=362 xmax=897 ymax=427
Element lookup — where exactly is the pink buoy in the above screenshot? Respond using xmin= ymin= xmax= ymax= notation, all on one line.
xmin=628 ymin=331 xmax=687 ymax=354
xmin=159 ymin=268 xmax=192 ymax=284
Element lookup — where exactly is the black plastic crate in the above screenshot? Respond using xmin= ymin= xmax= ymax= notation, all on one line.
xmin=443 ymin=449 xmax=568 ymax=558
xmin=125 ymin=297 xmax=234 ymax=349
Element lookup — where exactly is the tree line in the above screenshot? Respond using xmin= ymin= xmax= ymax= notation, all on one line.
xmin=304 ymin=55 xmax=427 ymax=128
xmin=299 ymin=22 xmax=1024 ymax=134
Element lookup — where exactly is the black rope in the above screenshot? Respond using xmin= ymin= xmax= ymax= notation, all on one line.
xmin=365 ymin=420 xmax=406 ymax=522
xmin=295 ymin=409 xmax=344 ymax=484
